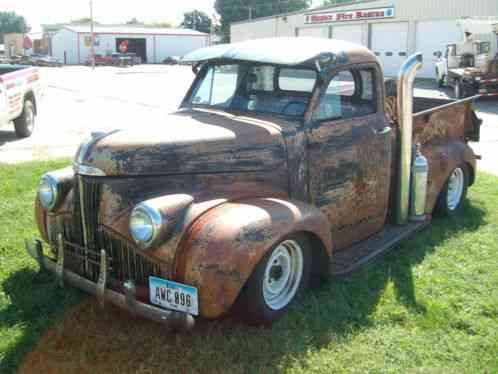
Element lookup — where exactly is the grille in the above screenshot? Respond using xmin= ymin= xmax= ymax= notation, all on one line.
xmin=63 ymin=176 xmax=162 ymax=286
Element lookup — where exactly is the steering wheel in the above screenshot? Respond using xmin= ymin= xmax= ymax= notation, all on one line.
xmin=281 ymin=101 xmax=307 ymax=116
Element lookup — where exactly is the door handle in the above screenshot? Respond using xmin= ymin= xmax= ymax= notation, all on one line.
xmin=373 ymin=126 xmax=392 ymax=136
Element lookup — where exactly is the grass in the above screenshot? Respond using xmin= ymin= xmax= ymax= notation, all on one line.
xmin=1 ymin=161 xmax=498 ymax=373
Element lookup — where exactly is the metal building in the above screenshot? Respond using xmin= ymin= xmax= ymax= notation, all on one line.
xmin=231 ymin=0 xmax=498 ymax=78
xmin=51 ymin=25 xmax=209 ymax=65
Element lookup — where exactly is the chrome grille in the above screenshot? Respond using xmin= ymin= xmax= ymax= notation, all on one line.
xmin=63 ymin=176 xmax=162 ymax=286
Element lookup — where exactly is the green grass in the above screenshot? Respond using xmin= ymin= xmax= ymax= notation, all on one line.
xmin=0 ymin=160 xmax=82 ymax=373
xmin=1 ymin=161 xmax=498 ymax=373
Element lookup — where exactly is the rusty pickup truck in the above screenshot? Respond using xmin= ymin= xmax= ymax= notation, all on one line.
xmin=26 ymin=38 xmax=481 ymax=329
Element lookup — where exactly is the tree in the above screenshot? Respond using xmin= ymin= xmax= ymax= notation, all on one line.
xmin=181 ymin=10 xmax=212 ymax=34
xmin=321 ymin=0 xmax=352 ymax=5
xmin=126 ymin=17 xmax=140 ymax=25
xmin=0 ymin=11 xmax=30 ymax=38
xmin=146 ymin=21 xmax=173 ymax=28
xmin=70 ymin=17 xmax=94 ymax=24
xmin=215 ymin=0 xmax=311 ymax=42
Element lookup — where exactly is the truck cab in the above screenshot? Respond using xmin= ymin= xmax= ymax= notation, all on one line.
xmin=26 ymin=38 xmax=481 ymax=329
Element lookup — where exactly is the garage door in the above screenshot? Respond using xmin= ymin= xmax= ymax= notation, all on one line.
xmin=298 ymin=27 xmax=329 ymax=38
xmin=371 ymin=22 xmax=409 ymax=77
xmin=332 ymin=25 xmax=364 ymax=45
xmin=416 ymin=20 xmax=462 ymax=78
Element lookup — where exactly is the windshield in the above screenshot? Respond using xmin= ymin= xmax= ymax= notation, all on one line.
xmin=187 ymin=63 xmax=318 ymax=119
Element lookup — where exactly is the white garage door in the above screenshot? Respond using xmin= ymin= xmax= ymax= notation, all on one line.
xmin=371 ymin=22 xmax=409 ymax=77
xmin=416 ymin=20 xmax=462 ymax=78
xmin=332 ymin=25 xmax=364 ymax=46
xmin=298 ymin=27 xmax=329 ymax=38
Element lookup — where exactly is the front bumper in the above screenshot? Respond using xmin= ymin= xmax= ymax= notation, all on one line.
xmin=25 ymin=237 xmax=195 ymax=330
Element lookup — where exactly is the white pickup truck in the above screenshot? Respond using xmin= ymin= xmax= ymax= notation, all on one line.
xmin=0 ymin=65 xmax=42 ymax=138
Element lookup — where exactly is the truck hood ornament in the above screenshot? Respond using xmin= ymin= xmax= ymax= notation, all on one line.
xmin=76 ymin=109 xmax=288 ymax=177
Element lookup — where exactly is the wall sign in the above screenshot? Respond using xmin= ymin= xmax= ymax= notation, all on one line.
xmin=305 ymin=7 xmax=395 ymax=24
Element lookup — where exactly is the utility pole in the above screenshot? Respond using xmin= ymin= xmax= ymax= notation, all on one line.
xmin=192 ymin=10 xmax=197 ymax=31
xmin=247 ymin=6 xmax=253 ymax=21
xmin=90 ymin=0 xmax=95 ymax=69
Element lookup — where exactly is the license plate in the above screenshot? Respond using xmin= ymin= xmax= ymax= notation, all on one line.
xmin=149 ymin=276 xmax=199 ymax=316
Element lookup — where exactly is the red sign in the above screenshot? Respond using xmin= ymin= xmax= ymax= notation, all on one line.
xmin=305 ymin=7 xmax=395 ymax=24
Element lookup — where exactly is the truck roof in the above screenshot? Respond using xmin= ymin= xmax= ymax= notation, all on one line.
xmin=182 ymin=37 xmax=378 ymax=67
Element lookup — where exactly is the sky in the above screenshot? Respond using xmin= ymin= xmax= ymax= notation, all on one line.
xmin=3 ymin=0 xmax=219 ymax=35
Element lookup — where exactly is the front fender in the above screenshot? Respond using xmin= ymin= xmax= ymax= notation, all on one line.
xmin=174 ymin=198 xmax=332 ymax=318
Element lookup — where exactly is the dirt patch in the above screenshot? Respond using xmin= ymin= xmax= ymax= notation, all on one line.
xmin=19 ymin=297 xmax=233 ymax=374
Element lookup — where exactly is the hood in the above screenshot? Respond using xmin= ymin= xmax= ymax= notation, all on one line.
xmin=76 ymin=109 xmax=288 ymax=177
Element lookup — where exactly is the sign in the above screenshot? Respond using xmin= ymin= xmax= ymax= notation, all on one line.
xmin=305 ymin=7 xmax=395 ymax=24
xmin=84 ymin=35 xmax=100 ymax=47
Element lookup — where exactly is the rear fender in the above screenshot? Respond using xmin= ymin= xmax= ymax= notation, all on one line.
xmin=424 ymin=140 xmax=476 ymax=213
xmin=174 ymin=198 xmax=332 ymax=318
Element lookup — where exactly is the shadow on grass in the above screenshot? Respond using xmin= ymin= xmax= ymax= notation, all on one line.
xmin=3 ymin=200 xmax=487 ymax=374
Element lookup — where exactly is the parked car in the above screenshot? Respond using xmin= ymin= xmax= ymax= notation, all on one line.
xmin=86 ymin=54 xmax=113 ymax=66
xmin=0 ymin=64 xmax=42 ymax=137
xmin=26 ymin=38 xmax=481 ymax=330
xmin=31 ymin=55 xmax=62 ymax=67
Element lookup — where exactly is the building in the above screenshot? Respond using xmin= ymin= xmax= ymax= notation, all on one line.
xmin=231 ymin=0 xmax=498 ymax=78
xmin=51 ymin=24 xmax=209 ymax=64
xmin=3 ymin=33 xmax=24 ymax=58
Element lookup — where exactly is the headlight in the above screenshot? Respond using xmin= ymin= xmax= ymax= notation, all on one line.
xmin=129 ymin=203 xmax=162 ymax=249
xmin=37 ymin=168 xmax=74 ymax=211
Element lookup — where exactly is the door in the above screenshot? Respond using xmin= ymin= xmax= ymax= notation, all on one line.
xmin=0 ymin=82 xmax=8 ymax=126
xmin=307 ymin=66 xmax=393 ymax=250
xmin=416 ymin=20 xmax=462 ymax=78
xmin=371 ymin=22 xmax=409 ymax=77
xmin=298 ymin=27 xmax=329 ymax=38
xmin=332 ymin=25 xmax=364 ymax=46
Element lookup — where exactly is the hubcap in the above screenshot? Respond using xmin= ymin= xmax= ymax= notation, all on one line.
xmin=262 ymin=239 xmax=303 ymax=311
xmin=447 ymin=168 xmax=464 ymax=211
xmin=26 ymin=105 xmax=34 ymax=132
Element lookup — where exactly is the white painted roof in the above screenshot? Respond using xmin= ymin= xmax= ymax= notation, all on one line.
xmin=63 ymin=24 xmax=207 ymax=36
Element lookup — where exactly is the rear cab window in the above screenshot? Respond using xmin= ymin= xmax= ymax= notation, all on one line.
xmin=313 ymin=68 xmax=377 ymax=122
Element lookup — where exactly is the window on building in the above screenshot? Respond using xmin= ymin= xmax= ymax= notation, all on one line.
xmin=313 ymin=68 xmax=377 ymax=122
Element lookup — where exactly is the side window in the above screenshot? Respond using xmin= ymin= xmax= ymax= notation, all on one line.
xmin=313 ymin=69 xmax=377 ymax=122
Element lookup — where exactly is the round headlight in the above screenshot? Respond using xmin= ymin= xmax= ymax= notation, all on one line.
xmin=129 ymin=203 xmax=162 ymax=249
xmin=38 ymin=175 xmax=58 ymax=210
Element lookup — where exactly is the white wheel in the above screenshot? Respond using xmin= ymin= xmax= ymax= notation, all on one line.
xmin=262 ymin=240 xmax=304 ymax=311
xmin=447 ymin=167 xmax=464 ymax=211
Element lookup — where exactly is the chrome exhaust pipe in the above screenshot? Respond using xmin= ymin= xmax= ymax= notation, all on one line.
xmin=396 ymin=53 xmax=423 ymax=225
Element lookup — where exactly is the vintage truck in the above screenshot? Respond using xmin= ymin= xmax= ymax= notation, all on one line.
xmin=0 ymin=64 xmax=41 ymax=138
xmin=26 ymin=38 xmax=481 ymax=329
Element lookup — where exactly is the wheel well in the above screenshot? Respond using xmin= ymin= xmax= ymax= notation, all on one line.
xmin=24 ymin=91 xmax=37 ymax=114
xmin=300 ymin=231 xmax=330 ymax=283
xmin=466 ymin=162 xmax=475 ymax=186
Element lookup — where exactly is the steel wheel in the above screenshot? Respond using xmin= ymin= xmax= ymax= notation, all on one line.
xmin=447 ymin=167 xmax=464 ymax=211
xmin=262 ymin=240 xmax=304 ymax=311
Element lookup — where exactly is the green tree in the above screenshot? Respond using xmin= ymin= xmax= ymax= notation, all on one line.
xmin=145 ymin=21 xmax=173 ymax=28
xmin=321 ymin=0 xmax=352 ymax=5
xmin=181 ymin=10 xmax=212 ymax=34
xmin=0 ymin=11 xmax=30 ymax=42
xmin=70 ymin=17 xmax=97 ymax=24
xmin=126 ymin=17 xmax=140 ymax=25
xmin=215 ymin=0 xmax=311 ymax=42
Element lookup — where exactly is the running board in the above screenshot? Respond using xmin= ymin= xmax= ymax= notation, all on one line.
xmin=330 ymin=221 xmax=430 ymax=276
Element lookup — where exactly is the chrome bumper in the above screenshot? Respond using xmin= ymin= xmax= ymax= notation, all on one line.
xmin=25 ymin=237 xmax=195 ymax=330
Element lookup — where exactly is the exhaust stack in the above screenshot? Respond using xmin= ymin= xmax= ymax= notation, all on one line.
xmin=396 ymin=53 xmax=423 ymax=225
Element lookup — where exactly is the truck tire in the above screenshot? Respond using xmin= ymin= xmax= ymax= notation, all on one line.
xmin=13 ymin=99 xmax=35 ymax=138
xmin=433 ymin=164 xmax=469 ymax=217
xmin=237 ymin=233 xmax=311 ymax=325
xmin=454 ymin=79 xmax=463 ymax=99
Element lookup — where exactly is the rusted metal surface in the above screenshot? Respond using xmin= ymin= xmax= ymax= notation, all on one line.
xmin=31 ymin=45 xmax=481 ymax=321
xmin=175 ymin=198 xmax=332 ymax=318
